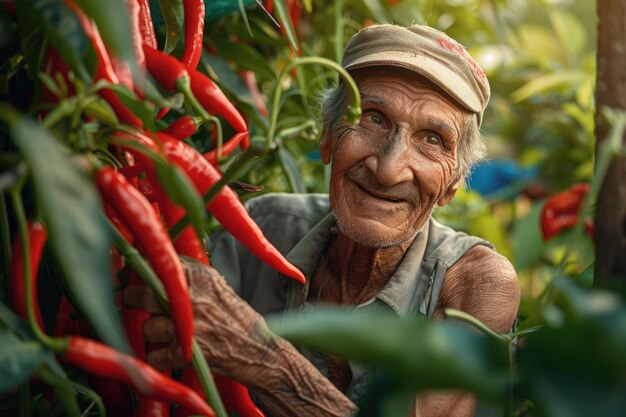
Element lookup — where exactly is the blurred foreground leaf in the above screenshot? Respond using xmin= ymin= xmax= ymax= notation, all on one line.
xmin=518 ymin=280 xmax=626 ymax=417
xmin=269 ymin=308 xmax=509 ymax=399
xmin=10 ymin=115 xmax=128 ymax=353
xmin=0 ymin=331 xmax=43 ymax=392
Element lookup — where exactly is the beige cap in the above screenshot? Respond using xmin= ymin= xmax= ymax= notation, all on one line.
xmin=342 ymin=24 xmax=490 ymax=126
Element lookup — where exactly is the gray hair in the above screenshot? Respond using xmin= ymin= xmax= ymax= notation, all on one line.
xmin=319 ymin=82 xmax=486 ymax=185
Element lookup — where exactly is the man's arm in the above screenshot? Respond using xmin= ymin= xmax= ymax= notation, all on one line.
xmin=128 ymin=262 xmax=356 ymax=417
xmin=412 ymin=245 xmax=520 ymax=417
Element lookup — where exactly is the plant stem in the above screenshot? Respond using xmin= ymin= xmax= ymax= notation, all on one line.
xmin=0 ymin=192 xmax=12 ymax=283
xmin=178 ymin=77 xmax=210 ymax=121
xmin=444 ymin=308 xmax=510 ymax=344
xmin=333 ymin=0 xmax=345 ymax=64
xmin=18 ymin=383 xmax=31 ymax=417
xmin=9 ymin=186 xmax=63 ymax=352
xmin=267 ymin=56 xmax=361 ymax=146
xmin=192 ymin=340 xmax=228 ymax=417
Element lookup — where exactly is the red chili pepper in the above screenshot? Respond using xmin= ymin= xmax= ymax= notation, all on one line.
xmin=87 ymin=374 xmax=135 ymax=417
xmin=153 ymin=177 xmax=210 ymax=265
xmin=286 ymin=0 xmax=302 ymax=38
xmin=189 ymin=69 xmax=247 ymax=132
xmin=143 ymin=45 xmax=208 ymax=120
xmin=120 ymin=0 xmax=144 ymax=93
xmin=144 ymin=45 xmax=190 ymax=91
xmin=541 ymin=183 xmax=591 ymax=241
xmin=65 ymin=0 xmax=143 ymax=127
xmin=119 ymin=164 xmax=145 ymax=181
xmin=122 ymin=307 xmax=149 ymax=359
xmin=95 ymin=167 xmax=194 ymax=361
xmin=137 ymin=398 xmax=170 ymax=417
xmin=215 ymin=375 xmax=265 ymax=417
xmin=9 ymin=222 xmax=47 ymax=329
xmin=161 ymin=116 xmax=202 ymax=140
xmin=157 ymin=133 xmax=305 ymax=283
xmin=137 ymin=0 xmax=157 ymax=48
xmin=64 ymin=336 xmax=215 ymax=417
xmin=105 ymin=203 xmax=135 ymax=244
xmin=181 ymin=0 xmax=205 ymax=70
xmin=203 ymin=132 xmax=249 ymax=166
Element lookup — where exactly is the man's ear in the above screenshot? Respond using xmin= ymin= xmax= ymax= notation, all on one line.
xmin=437 ymin=177 xmax=462 ymax=206
xmin=319 ymin=134 xmax=331 ymax=164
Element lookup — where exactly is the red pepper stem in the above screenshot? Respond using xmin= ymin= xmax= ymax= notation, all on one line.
xmin=208 ymin=115 xmax=223 ymax=158
xmin=109 ymin=223 xmax=228 ymax=417
xmin=9 ymin=187 xmax=63 ymax=353
xmin=169 ymin=151 xmax=259 ymax=241
xmin=176 ymin=76 xmax=210 ymax=121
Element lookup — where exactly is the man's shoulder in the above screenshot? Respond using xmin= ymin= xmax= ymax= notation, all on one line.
xmin=441 ymin=244 xmax=520 ymax=334
xmin=245 ymin=192 xmax=330 ymax=222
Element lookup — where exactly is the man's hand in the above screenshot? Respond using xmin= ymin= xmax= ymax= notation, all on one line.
xmin=123 ymin=262 xmax=356 ymax=417
xmin=122 ymin=261 xmax=269 ymax=382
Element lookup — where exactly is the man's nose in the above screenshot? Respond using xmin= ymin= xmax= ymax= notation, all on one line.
xmin=363 ymin=129 xmax=414 ymax=186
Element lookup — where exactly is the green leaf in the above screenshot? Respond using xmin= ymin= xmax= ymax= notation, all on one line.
xmin=575 ymin=263 xmax=594 ymax=287
xmin=361 ymin=0 xmax=390 ymax=24
xmin=201 ymin=54 xmax=267 ymax=127
xmin=71 ymin=0 xmax=139 ymax=85
xmin=511 ymin=71 xmax=587 ymax=102
xmin=0 ymin=300 xmax=33 ymax=340
xmin=518 ymin=291 xmax=626 ymax=417
xmin=156 ymin=0 xmax=184 ymax=54
xmin=278 ymin=146 xmax=305 ymax=193
xmin=83 ymin=99 xmax=119 ymax=126
xmin=10 ymin=115 xmax=129 ymax=354
xmin=549 ymin=10 xmax=586 ymax=64
xmin=0 ymin=330 xmax=43 ymax=392
xmin=512 ymin=201 xmax=545 ymax=271
xmin=154 ymin=161 xmax=206 ymax=242
xmin=100 ymin=83 xmax=156 ymax=130
xmin=269 ymin=308 xmax=508 ymax=398
xmin=211 ymin=39 xmax=276 ymax=81
xmin=16 ymin=0 xmax=91 ymax=82
xmin=273 ymin=0 xmax=299 ymax=51
xmin=356 ymin=371 xmax=415 ymax=417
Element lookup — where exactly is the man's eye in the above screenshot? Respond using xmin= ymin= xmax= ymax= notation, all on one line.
xmin=425 ymin=134 xmax=440 ymax=145
xmin=369 ymin=114 xmax=383 ymax=125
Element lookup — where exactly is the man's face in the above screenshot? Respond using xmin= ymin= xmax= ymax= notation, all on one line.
xmin=321 ymin=67 xmax=469 ymax=247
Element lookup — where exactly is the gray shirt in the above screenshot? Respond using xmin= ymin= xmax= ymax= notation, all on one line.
xmin=211 ymin=192 xmax=491 ymax=402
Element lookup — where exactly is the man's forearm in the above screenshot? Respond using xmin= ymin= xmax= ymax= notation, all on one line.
xmin=250 ymin=336 xmax=357 ymax=417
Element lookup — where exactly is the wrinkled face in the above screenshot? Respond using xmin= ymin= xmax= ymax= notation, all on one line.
xmin=321 ymin=68 xmax=469 ymax=247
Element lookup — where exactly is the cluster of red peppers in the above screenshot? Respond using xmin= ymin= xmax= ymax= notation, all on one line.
xmin=8 ymin=1 xmax=307 ymax=416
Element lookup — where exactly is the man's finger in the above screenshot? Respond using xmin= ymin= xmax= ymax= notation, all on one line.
xmin=143 ymin=316 xmax=177 ymax=344
xmin=145 ymin=345 xmax=185 ymax=371
xmin=122 ymin=285 xmax=164 ymax=314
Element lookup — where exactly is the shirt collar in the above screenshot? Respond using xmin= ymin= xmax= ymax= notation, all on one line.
xmin=285 ymin=213 xmax=431 ymax=318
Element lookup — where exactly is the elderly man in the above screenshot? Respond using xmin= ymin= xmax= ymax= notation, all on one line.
xmin=131 ymin=24 xmax=520 ymax=417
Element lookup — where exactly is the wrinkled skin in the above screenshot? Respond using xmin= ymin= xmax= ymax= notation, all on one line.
xmin=322 ymin=67 xmax=466 ymax=248
xmin=129 ymin=67 xmax=520 ymax=417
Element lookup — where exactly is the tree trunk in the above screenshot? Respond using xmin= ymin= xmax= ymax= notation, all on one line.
xmin=594 ymin=1 xmax=626 ymax=283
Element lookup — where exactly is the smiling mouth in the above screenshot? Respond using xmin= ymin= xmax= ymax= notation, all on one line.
xmin=354 ymin=181 xmax=404 ymax=203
